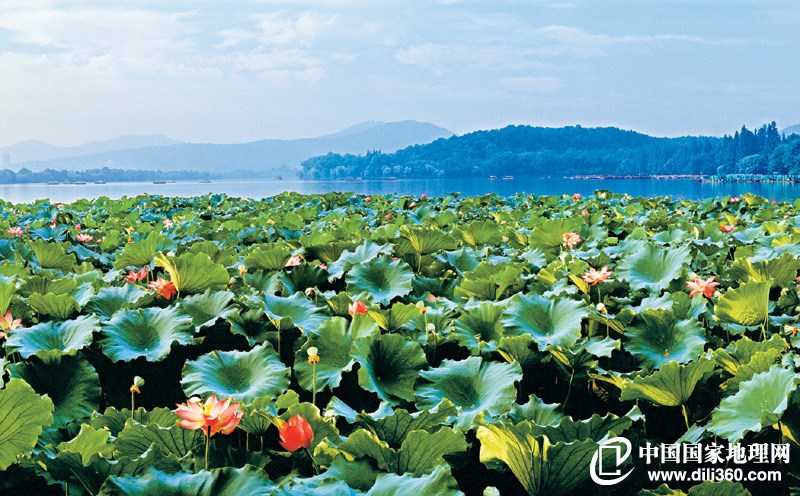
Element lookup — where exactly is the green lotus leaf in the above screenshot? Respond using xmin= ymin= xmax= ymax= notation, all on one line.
xmin=0 ymin=280 xmax=16 ymax=314
xmin=713 ymin=334 xmax=786 ymax=376
xmin=367 ymin=302 xmax=419 ymax=331
xmin=686 ymin=481 xmax=751 ymax=496
xmin=26 ymin=292 xmax=79 ymax=319
xmin=617 ymin=243 xmax=690 ymax=293
xmin=727 ymin=253 xmax=800 ymax=287
xmin=100 ymin=306 xmax=194 ymax=362
xmin=346 ymin=257 xmax=414 ymax=306
xmin=0 ymin=358 xmax=6 ymax=388
xmin=453 ymin=301 xmax=506 ymax=354
xmin=5 ymin=314 xmax=99 ymax=358
xmin=353 ymin=333 xmax=427 ymax=404
xmin=9 ymin=353 xmax=101 ymax=427
xmin=477 ymin=421 xmax=600 ymax=496
xmin=115 ymin=421 xmax=203 ymax=460
xmin=237 ymin=391 xmax=299 ymax=437
xmin=454 ymin=261 xmax=524 ymax=301
xmin=227 ymin=308 xmax=272 ymax=346
xmin=302 ymin=238 xmax=358 ymax=264
xmin=350 ymin=399 xmax=456 ymax=448
xmin=20 ymin=273 xmax=77 ymax=296
xmin=508 ymin=395 xmax=564 ymax=426
xmin=620 ymin=359 xmax=715 ymax=407
xmin=437 ymin=247 xmax=480 ymax=276
xmin=528 ymin=410 xmax=636 ymax=443
xmin=328 ymin=241 xmax=393 ymax=280
xmin=397 ymin=226 xmax=457 ymax=256
xmin=365 ymin=465 xmax=464 ymax=496
xmin=259 ymin=291 xmax=327 ymax=331
xmin=243 ymin=244 xmax=291 ymax=271
xmin=85 ymin=285 xmax=153 ymax=321
xmin=714 ymin=281 xmax=770 ymax=327
xmin=529 ymin=217 xmax=582 ymax=250
xmin=295 ymin=316 xmax=378 ymax=393
xmin=497 ymin=335 xmax=546 ymax=369
xmin=0 ymin=378 xmax=54 ymax=471
xmin=280 ymin=264 xmax=329 ymax=294
xmin=98 ymin=466 xmax=274 ymax=496
xmin=113 ymin=231 xmax=170 ymax=269
xmin=454 ymin=220 xmax=504 ymax=247
xmin=625 ymin=309 xmax=706 ymax=369
xmin=181 ymin=342 xmax=290 ymax=404
xmin=91 ymin=407 xmax=180 ymax=436
xmin=179 ymin=289 xmax=237 ymax=329
xmin=57 ymin=423 xmax=114 ymax=465
xmin=154 ymin=251 xmax=229 ymax=294
xmin=27 ymin=239 xmax=77 ymax=273
xmin=501 ymin=294 xmax=589 ymax=351
xmin=341 ymin=426 xmax=466 ymax=476
xmin=415 ymin=356 xmax=522 ymax=428
xmin=708 ymin=365 xmax=799 ymax=443
xmin=723 ymin=349 xmax=783 ymax=394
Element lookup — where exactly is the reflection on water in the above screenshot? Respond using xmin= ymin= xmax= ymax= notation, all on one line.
xmin=1 ymin=178 xmax=800 ymax=203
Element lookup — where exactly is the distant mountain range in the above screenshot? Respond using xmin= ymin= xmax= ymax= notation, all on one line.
xmin=784 ymin=124 xmax=800 ymax=136
xmin=2 ymin=121 xmax=453 ymax=177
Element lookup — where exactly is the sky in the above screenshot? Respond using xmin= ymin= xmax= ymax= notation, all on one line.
xmin=0 ymin=0 xmax=798 ymax=146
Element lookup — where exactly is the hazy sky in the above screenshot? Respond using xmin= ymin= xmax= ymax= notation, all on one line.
xmin=1 ymin=1 xmax=798 ymax=146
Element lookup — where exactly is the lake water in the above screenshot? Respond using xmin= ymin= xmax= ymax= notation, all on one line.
xmin=2 ymin=177 xmax=800 ymax=204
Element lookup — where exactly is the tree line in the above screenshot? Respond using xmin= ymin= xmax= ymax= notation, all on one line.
xmin=299 ymin=123 xmax=800 ymax=179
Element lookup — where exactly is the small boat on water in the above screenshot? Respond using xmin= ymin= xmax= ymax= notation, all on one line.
xmin=502 ymin=175 xmax=514 ymax=180
xmin=488 ymin=176 xmax=497 ymax=180
xmin=153 ymin=181 xmax=167 ymax=184
xmin=46 ymin=182 xmax=59 ymax=185
xmin=94 ymin=181 xmax=106 ymax=184
xmin=198 ymin=180 xmax=211 ymax=183
xmin=345 ymin=177 xmax=363 ymax=182
xmin=384 ymin=176 xmax=397 ymax=181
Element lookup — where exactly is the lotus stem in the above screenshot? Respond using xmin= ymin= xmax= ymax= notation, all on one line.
xmin=562 ymin=368 xmax=575 ymax=410
xmin=682 ymin=404 xmax=690 ymax=430
xmin=131 ymin=392 xmax=135 ymax=419
xmin=204 ymin=427 xmax=210 ymax=471
xmin=304 ymin=447 xmax=320 ymax=475
xmin=311 ymin=362 xmax=317 ymax=406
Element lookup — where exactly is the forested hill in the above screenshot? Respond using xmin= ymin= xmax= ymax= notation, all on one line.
xmin=300 ymin=123 xmax=800 ymax=179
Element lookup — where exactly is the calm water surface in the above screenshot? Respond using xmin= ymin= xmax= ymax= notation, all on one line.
xmin=2 ymin=178 xmax=800 ymax=203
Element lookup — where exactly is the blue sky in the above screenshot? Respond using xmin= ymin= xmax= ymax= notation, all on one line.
xmin=0 ymin=0 xmax=798 ymax=146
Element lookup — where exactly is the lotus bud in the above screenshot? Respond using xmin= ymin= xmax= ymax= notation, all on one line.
xmin=130 ymin=376 xmax=144 ymax=394
xmin=426 ymin=322 xmax=436 ymax=334
xmin=323 ymin=407 xmax=336 ymax=423
xmin=305 ymin=287 xmax=316 ymax=297
xmin=596 ymin=303 xmax=607 ymax=314
xmin=167 ymin=251 xmax=175 ymax=257
xmin=484 ymin=488 xmax=501 ymax=496
xmin=713 ymin=290 xmax=721 ymax=298
xmin=416 ymin=301 xmax=427 ymax=314
xmin=238 ymin=264 xmax=247 ymax=276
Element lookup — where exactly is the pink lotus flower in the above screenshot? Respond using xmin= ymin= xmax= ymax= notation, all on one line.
xmin=285 ymin=254 xmax=303 ymax=267
xmin=7 ymin=226 xmax=24 ymax=237
xmin=364 ymin=196 xmax=372 ymax=202
xmin=563 ymin=232 xmax=581 ymax=250
xmin=50 ymin=220 xmax=57 ymax=227
xmin=175 ymin=395 xmax=242 ymax=437
xmin=278 ymin=415 xmax=314 ymax=452
xmin=124 ymin=267 xmax=148 ymax=283
xmin=0 ymin=311 xmax=22 ymax=340
xmin=317 ymin=263 xmax=328 ymax=270
xmin=348 ymin=301 xmax=368 ymax=316
xmin=76 ymin=233 xmax=94 ymax=243
xmin=75 ymin=224 xmax=82 ymax=230
xmin=384 ymin=213 xmax=391 ymax=220
xmin=719 ymin=224 xmax=735 ymax=233
xmin=149 ymin=278 xmax=177 ymax=299
xmin=582 ymin=266 xmax=613 ymax=286
xmin=573 ymin=193 xmax=582 ymax=200
xmin=771 ymin=200 xmax=778 ymax=205
xmin=687 ymin=275 xmax=720 ymax=299
xmin=581 ymin=209 xmax=589 ymax=216
xmin=729 ymin=197 xmax=740 ymax=203
xmin=421 ymin=194 xmax=427 ymax=199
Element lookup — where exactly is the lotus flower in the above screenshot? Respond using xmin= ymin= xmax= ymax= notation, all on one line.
xmin=0 ymin=311 xmax=22 ymax=340
xmin=75 ymin=224 xmax=82 ymax=230
xmin=687 ymin=275 xmax=720 ymax=299
xmin=364 ymin=196 xmax=372 ymax=202
xmin=729 ymin=197 xmax=740 ymax=203
xmin=573 ymin=193 xmax=581 ymax=200
xmin=581 ymin=209 xmax=589 ymax=216
xmin=384 ymin=213 xmax=391 ymax=220
xmin=124 ymin=267 xmax=148 ymax=283
xmin=719 ymin=224 xmax=735 ymax=233
xmin=582 ymin=266 xmax=613 ymax=286
xmin=163 ymin=218 xmax=174 ymax=228
xmin=76 ymin=233 xmax=94 ymax=243
xmin=421 ymin=194 xmax=427 ymax=199
xmin=7 ymin=226 xmax=24 ymax=237
xmin=175 ymin=395 xmax=242 ymax=437
xmin=149 ymin=278 xmax=177 ymax=299
xmin=278 ymin=414 xmax=314 ymax=452
xmin=285 ymin=254 xmax=303 ymax=267
xmin=349 ymin=301 xmax=368 ymax=316
xmin=562 ymin=232 xmax=581 ymax=250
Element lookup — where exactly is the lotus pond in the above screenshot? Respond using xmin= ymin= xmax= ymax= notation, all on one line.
xmin=0 ymin=191 xmax=798 ymax=495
